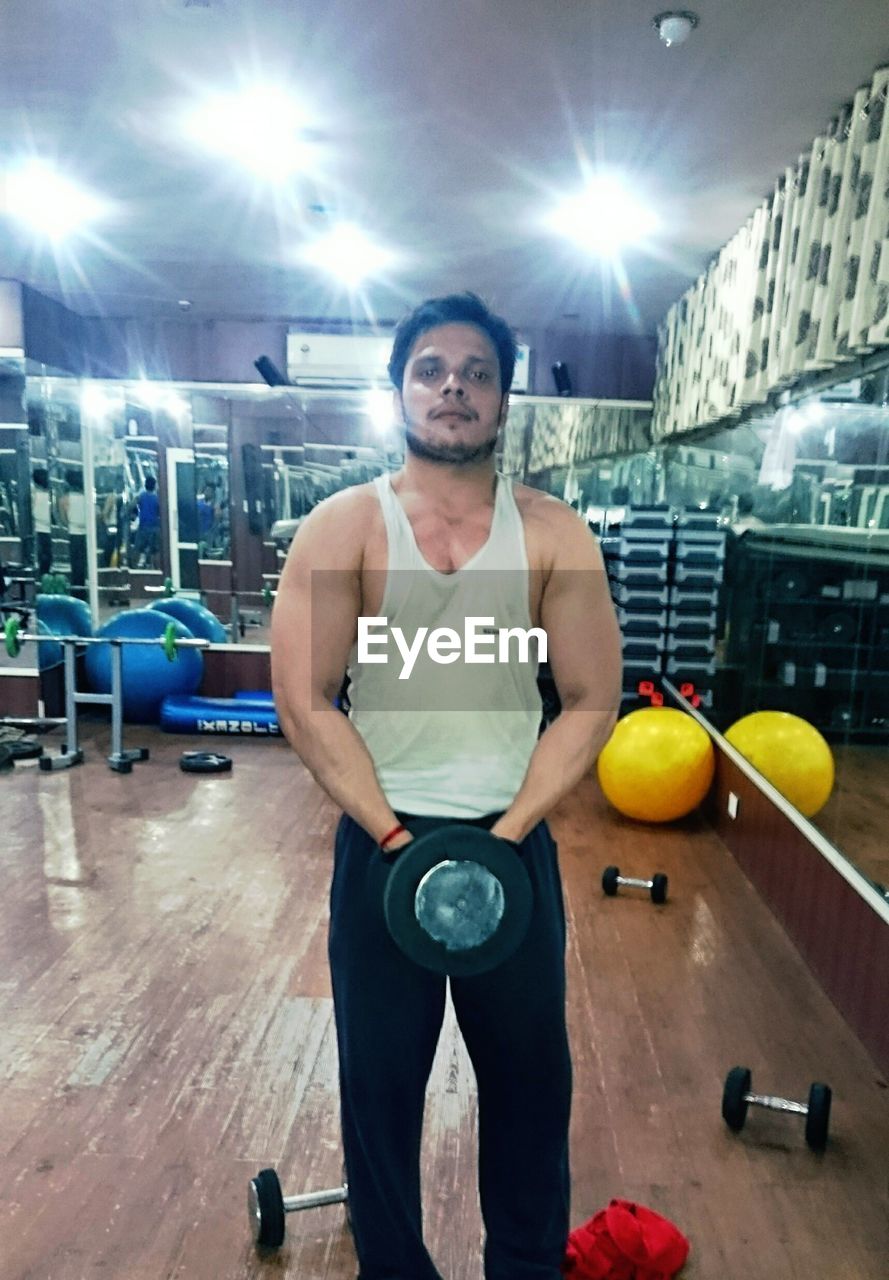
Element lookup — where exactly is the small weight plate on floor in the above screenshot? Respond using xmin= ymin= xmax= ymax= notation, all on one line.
xmin=8 ymin=738 xmax=43 ymax=760
xmin=179 ymin=751 xmax=233 ymax=774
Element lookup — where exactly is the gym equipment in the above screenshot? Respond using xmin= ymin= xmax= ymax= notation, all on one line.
xmin=597 ymin=706 xmax=715 ymax=823
xmin=7 ymin=738 xmax=43 ymax=761
xmin=36 ymin=593 xmax=93 ymax=639
xmin=149 ymin=597 xmax=228 ymax=644
xmin=724 ymin=710 xmax=834 ymax=817
xmin=179 ymin=751 xmax=232 ymax=774
xmin=84 ymin=610 xmax=204 ymax=723
xmin=160 ymin=694 xmax=281 ymax=736
xmin=248 ymin=1167 xmax=349 ymax=1250
xmin=2 ymin=615 xmax=208 ymax=772
xmin=35 ymin=619 xmax=63 ymax=670
xmin=722 ymin=1066 xmax=832 ymax=1150
xmin=383 ymin=825 xmax=533 ymax=977
xmin=602 ymin=865 xmax=668 ymax=904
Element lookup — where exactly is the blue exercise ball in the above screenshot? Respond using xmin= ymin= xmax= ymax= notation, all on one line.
xmin=36 ymin=593 xmax=93 ymax=638
xmin=84 ymin=609 xmax=204 ymax=723
xmin=36 ymin=618 xmax=64 ymax=671
xmin=149 ymin=597 xmax=227 ymax=644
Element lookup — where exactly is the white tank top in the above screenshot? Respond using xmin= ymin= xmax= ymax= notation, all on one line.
xmin=346 ymin=472 xmax=542 ymax=818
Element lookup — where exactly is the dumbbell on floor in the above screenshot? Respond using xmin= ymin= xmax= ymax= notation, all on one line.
xmin=602 ymin=865 xmax=668 ymax=904
xmin=722 ymin=1066 xmax=832 ymax=1151
xmin=248 ymin=1166 xmax=349 ymax=1249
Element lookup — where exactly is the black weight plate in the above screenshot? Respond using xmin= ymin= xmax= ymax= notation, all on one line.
xmin=602 ymin=866 xmax=620 ymax=896
xmin=8 ymin=738 xmax=43 ymax=760
xmin=773 ymin=568 xmax=809 ymax=599
xmin=651 ymin=873 xmax=669 ymax=904
xmin=249 ymin=1167 xmax=285 ymax=1249
xmin=804 ymin=1082 xmax=832 ymax=1151
xmin=722 ymin=1066 xmax=751 ymax=1132
xmin=383 ymin=826 xmax=532 ymax=977
xmin=818 ymin=611 xmax=857 ymax=643
xmin=179 ymin=751 xmax=233 ymax=774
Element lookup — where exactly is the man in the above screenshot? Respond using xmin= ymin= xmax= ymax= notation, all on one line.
xmin=271 ymin=293 xmax=622 ymax=1280
xmin=134 ymin=474 xmax=160 ymax=568
xmin=730 ymin=491 xmax=767 ymax=535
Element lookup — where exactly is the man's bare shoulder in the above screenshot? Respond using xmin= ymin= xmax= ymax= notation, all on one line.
xmin=512 ymin=481 xmax=590 ymax=533
xmin=511 ymin=481 xmax=602 ymax=571
xmin=288 ymin=482 xmax=378 ymax=567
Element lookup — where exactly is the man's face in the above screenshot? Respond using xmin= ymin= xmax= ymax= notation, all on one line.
xmin=395 ymin=323 xmax=508 ymax=466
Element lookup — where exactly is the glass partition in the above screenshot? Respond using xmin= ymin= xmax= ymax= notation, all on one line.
xmin=555 ymin=362 xmax=889 ymax=900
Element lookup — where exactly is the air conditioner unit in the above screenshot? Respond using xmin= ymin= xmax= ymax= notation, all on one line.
xmin=286 ymin=330 xmax=533 ymax=392
xmin=287 ymin=332 xmax=393 ymax=387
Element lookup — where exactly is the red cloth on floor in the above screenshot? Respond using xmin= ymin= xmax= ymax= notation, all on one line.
xmin=562 ymin=1199 xmax=690 ymax=1279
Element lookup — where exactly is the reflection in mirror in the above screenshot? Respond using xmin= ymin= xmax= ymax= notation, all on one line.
xmin=26 ymin=372 xmax=82 ymax=593
xmin=0 ymin=360 xmax=29 ymax=607
xmin=574 ymin=359 xmax=889 ymax=901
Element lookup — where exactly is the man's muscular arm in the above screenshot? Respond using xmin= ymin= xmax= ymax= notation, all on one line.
xmin=270 ymin=490 xmax=411 ymax=848
xmin=491 ymin=504 xmax=622 ymax=844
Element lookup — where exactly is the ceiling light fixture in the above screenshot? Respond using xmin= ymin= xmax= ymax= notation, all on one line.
xmin=547 ymin=175 xmax=659 ymax=259
xmin=4 ymin=160 xmax=109 ymax=240
xmin=652 ymin=11 xmax=699 ymax=47
xmin=300 ymin=223 xmax=396 ymax=288
xmin=185 ymin=86 xmax=311 ymax=181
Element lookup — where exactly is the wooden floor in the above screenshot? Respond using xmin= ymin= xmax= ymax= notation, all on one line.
xmin=2 ymin=722 xmax=888 ymax=1279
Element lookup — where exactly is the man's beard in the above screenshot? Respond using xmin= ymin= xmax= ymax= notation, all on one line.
xmin=404 ymin=422 xmax=498 ymax=466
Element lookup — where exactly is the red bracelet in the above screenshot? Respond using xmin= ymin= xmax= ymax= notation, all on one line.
xmin=379 ymin=823 xmax=407 ymax=851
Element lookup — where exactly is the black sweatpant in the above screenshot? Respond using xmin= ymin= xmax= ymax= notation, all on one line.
xmin=328 ymin=810 xmax=572 ymax=1280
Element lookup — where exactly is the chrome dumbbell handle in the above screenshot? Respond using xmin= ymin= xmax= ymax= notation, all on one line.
xmin=745 ymin=1092 xmax=808 ymax=1116
xmin=617 ymin=875 xmax=654 ymax=890
xmin=282 ymin=1185 xmax=348 ymax=1213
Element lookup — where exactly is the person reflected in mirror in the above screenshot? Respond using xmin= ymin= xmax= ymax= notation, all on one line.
xmin=197 ymin=482 xmax=218 ymax=555
xmin=133 ymin=474 xmax=160 ymax=569
xmin=31 ymin=466 xmax=53 ymax=577
xmin=731 ymin=491 xmax=768 ymax=536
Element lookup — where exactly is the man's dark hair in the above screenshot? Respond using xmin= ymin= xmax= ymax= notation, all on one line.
xmin=736 ymin=492 xmax=755 ymax=516
xmin=388 ymin=292 xmax=518 ymax=395
xmin=144 ymin=475 xmax=157 ymax=492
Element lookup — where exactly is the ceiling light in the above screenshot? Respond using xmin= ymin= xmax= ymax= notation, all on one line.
xmin=185 ymin=86 xmax=312 ymax=181
xmin=300 ymin=224 xmax=396 ymax=287
xmin=547 ymin=175 xmax=659 ymax=258
xmin=652 ymin=11 xmax=699 ymax=47
xmin=4 ymin=160 xmax=109 ymax=240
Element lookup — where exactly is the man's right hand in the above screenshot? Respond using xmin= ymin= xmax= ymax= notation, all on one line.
xmin=379 ymin=830 xmax=415 ymax=861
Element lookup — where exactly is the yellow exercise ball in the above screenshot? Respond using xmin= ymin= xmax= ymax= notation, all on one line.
xmin=597 ymin=707 xmax=716 ymax=823
xmin=724 ymin=711 xmax=834 ymax=817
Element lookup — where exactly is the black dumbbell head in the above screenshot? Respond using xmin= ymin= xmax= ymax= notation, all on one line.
xmin=722 ymin=1066 xmax=751 ymax=1132
xmin=249 ymin=1168 xmax=286 ymax=1249
xmin=804 ymin=1082 xmax=832 ymax=1151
